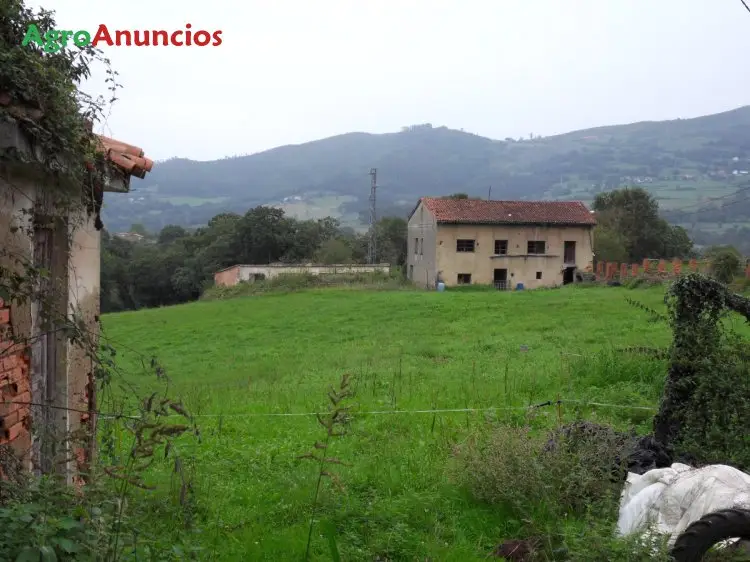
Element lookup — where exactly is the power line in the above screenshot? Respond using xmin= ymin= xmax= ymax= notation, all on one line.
xmin=367 ymin=168 xmax=377 ymax=264
xmin=741 ymin=0 xmax=750 ymax=14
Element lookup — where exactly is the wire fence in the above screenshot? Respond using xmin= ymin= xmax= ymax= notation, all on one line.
xmin=3 ymin=397 xmax=657 ymax=421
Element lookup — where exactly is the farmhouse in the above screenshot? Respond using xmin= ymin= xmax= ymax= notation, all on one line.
xmin=407 ymin=197 xmax=596 ymax=289
xmin=0 ymin=115 xmax=152 ymax=482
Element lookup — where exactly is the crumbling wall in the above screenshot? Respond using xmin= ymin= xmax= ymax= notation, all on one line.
xmin=66 ymin=209 xmax=100 ymax=483
xmin=0 ymin=174 xmax=35 ymax=473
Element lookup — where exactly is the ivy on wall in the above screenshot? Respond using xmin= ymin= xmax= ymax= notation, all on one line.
xmin=0 ymin=0 xmax=119 ymax=191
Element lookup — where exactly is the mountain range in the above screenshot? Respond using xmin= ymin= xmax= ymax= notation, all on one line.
xmin=102 ymin=106 xmax=750 ymax=244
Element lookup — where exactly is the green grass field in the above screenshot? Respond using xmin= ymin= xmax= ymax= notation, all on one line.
xmin=102 ymin=286 xmax=686 ymax=560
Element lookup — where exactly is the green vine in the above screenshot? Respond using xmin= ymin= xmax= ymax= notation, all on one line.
xmin=650 ymin=273 xmax=750 ymax=468
xmin=0 ymin=0 xmax=120 ymax=194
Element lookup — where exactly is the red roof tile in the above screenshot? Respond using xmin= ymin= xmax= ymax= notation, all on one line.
xmin=418 ymin=197 xmax=596 ymax=226
xmin=95 ymin=135 xmax=154 ymax=179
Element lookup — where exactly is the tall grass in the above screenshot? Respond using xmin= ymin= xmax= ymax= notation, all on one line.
xmin=100 ymin=284 xmax=740 ymax=560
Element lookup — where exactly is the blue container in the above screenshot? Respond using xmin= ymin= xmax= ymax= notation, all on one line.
xmin=437 ymin=282 xmax=446 ymax=292
xmin=515 ymin=282 xmax=525 ymax=291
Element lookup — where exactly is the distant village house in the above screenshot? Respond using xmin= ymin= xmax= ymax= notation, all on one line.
xmin=407 ymin=197 xmax=596 ymax=289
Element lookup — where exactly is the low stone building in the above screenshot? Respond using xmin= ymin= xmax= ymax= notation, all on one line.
xmin=0 ymin=114 xmax=152 ymax=481
xmin=214 ymin=263 xmax=391 ymax=287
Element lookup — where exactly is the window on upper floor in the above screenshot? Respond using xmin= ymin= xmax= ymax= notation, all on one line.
xmin=494 ymin=240 xmax=508 ymax=255
xmin=456 ymin=239 xmax=475 ymax=252
xmin=527 ymin=241 xmax=546 ymax=254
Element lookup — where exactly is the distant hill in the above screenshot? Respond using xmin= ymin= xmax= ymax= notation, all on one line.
xmin=102 ymin=107 xmax=750 ymax=240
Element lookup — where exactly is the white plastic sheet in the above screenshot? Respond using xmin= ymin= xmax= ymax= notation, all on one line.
xmin=617 ymin=463 xmax=750 ymax=547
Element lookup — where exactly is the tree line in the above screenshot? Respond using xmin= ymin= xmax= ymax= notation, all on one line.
xmin=101 ymin=207 xmax=407 ymax=312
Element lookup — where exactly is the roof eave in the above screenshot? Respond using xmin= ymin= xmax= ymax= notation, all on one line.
xmin=436 ymin=220 xmax=597 ymax=227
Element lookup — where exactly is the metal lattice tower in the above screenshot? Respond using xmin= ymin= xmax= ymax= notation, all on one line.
xmin=368 ymin=168 xmax=377 ymax=264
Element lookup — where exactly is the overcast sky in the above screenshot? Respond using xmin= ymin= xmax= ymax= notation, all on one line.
xmin=29 ymin=0 xmax=750 ymax=162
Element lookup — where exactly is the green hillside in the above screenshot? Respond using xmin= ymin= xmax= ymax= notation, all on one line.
xmin=103 ymin=286 xmax=678 ymax=560
xmin=103 ymin=107 xmax=750 ymax=238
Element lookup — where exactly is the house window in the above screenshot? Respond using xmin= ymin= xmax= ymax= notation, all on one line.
xmin=419 ymin=238 xmax=423 ymax=255
xmin=457 ymin=273 xmax=472 ymax=284
xmin=536 ymin=271 xmax=542 ymax=279
xmin=527 ymin=241 xmax=546 ymax=254
xmin=494 ymin=240 xmax=508 ymax=255
xmin=456 ymin=239 xmax=475 ymax=252
xmin=414 ymin=238 xmax=419 ymax=255
xmin=409 ymin=265 xmax=413 ymax=279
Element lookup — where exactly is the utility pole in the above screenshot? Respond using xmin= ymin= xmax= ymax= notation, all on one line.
xmin=368 ymin=168 xmax=377 ymax=264
xmin=488 ymin=185 xmax=492 ymax=200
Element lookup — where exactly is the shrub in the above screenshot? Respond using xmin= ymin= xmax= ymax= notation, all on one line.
xmin=451 ymin=423 xmax=673 ymax=560
xmin=202 ymin=271 xmax=410 ymax=300
xmin=706 ymin=246 xmax=743 ymax=284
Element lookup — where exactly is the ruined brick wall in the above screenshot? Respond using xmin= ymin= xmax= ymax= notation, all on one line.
xmin=0 ymin=298 xmax=31 ymax=473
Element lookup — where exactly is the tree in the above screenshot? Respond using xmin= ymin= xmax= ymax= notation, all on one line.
xmin=314 ymin=239 xmax=353 ymax=264
xmin=593 ymin=225 xmax=629 ymax=264
xmin=158 ymin=224 xmax=188 ymax=245
xmin=592 ymin=187 xmax=693 ymax=261
xmin=129 ymin=223 xmax=148 ymax=236
xmin=706 ymin=245 xmax=743 ymax=284
xmin=374 ymin=217 xmax=407 ymax=267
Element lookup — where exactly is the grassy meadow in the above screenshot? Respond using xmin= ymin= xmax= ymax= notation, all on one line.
xmin=101 ymin=285 xmax=686 ymax=560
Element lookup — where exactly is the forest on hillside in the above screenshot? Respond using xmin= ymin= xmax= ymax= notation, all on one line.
xmin=102 ymin=107 xmax=750 ymax=249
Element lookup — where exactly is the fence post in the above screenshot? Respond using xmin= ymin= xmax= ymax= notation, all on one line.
xmin=672 ymin=259 xmax=682 ymax=276
xmin=689 ymin=258 xmax=698 ymax=272
xmin=642 ymin=258 xmax=650 ymax=273
xmin=631 ymin=263 xmax=639 ymax=277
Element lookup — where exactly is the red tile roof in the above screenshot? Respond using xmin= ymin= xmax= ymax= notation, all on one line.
xmin=95 ymin=135 xmax=154 ymax=179
xmin=418 ymin=197 xmax=597 ymax=226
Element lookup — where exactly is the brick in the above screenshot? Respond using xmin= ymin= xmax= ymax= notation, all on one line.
xmin=0 ymin=409 xmax=21 ymax=429
xmin=11 ymin=391 xmax=30 ymax=408
xmin=631 ymin=264 xmax=639 ymax=277
xmin=7 ymin=421 xmax=27 ymax=442
xmin=0 ymin=354 xmax=20 ymax=373
xmin=0 ymin=309 xmax=9 ymax=325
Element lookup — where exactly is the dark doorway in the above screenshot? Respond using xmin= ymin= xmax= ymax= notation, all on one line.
xmin=564 ymin=241 xmax=576 ymax=264
xmin=563 ymin=266 xmax=575 ymax=285
xmin=494 ymin=268 xmax=508 ymax=290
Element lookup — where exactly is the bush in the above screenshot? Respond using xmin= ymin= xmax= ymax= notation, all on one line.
xmin=451 ymin=423 xmax=673 ymax=560
xmin=202 ymin=271 xmax=410 ymax=300
xmin=706 ymin=246 xmax=743 ymax=284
